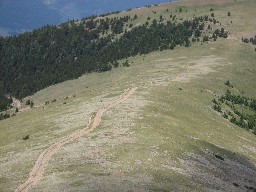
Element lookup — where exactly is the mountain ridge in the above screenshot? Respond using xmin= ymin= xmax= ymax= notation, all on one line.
xmin=0 ymin=0 xmax=171 ymax=36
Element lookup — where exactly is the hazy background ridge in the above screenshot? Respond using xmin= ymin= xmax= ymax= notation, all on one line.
xmin=0 ymin=0 xmax=170 ymax=36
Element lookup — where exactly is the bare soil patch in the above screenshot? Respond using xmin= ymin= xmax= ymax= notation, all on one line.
xmin=172 ymin=55 xmax=222 ymax=82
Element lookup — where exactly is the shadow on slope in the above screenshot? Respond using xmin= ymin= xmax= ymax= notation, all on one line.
xmin=169 ymin=141 xmax=256 ymax=192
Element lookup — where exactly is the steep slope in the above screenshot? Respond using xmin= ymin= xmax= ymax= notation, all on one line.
xmin=0 ymin=0 xmax=256 ymax=191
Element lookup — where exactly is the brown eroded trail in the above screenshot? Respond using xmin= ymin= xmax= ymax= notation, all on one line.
xmin=15 ymin=87 xmax=137 ymax=192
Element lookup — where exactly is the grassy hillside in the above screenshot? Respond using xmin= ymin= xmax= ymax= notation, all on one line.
xmin=0 ymin=0 xmax=256 ymax=191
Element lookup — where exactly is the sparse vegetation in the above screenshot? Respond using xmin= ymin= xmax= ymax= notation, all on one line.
xmin=213 ymin=28 xmax=228 ymax=38
xmin=0 ymin=113 xmax=10 ymax=121
xmin=26 ymin=99 xmax=34 ymax=108
xmin=213 ymin=85 xmax=256 ymax=134
xmin=242 ymin=35 xmax=256 ymax=50
xmin=244 ymin=186 xmax=256 ymax=191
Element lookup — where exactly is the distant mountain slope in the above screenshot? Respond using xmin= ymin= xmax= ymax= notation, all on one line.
xmin=0 ymin=0 xmax=170 ymax=36
xmin=43 ymin=0 xmax=171 ymax=20
xmin=0 ymin=0 xmax=62 ymax=36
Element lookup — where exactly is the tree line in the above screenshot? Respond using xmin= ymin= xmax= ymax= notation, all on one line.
xmin=0 ymin=13 xmax=227 ymax=112
xmin=212 ymin=82 xmax=256 ymax=134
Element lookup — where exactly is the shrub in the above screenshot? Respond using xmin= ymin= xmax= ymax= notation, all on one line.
xmin=112 ymin=61 xmax=119 ymax=68
xmin=214 ymin=153 xmax=224 ymax=161
xmin=225 ymin=80 xmax=233 ymax=88
xmin=243 ymin=38 xmax=249 ymax=43
xmin=213 ymin=104 xmax=222 ymax=112
xmin=26 ymin=100 xmax=31 ymax=105
xmin=233 ymin=183 xmax=239 ymax=187
xmin=222 ymin=112 xmax=228 ymax=119
xmin=123 ymin=60 xmax=130 ymax=67
xmin=30 ymin=101 xmax=34 ymax=108
xmin=22 ymin=135 xmax=30 ymax=140
xmin=0 ymin=113 xmax=11 ymax=120
xmin=212 ymin=99 xmax=218 ymax=105
xmin=203 ymin=35 xmax=209 ymax=42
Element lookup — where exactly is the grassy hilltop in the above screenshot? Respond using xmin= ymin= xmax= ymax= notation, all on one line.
xmin=0 ymin=0 xmax=256 ymax=191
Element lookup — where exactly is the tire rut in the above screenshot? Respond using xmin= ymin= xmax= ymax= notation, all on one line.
xmin=15 ymin=87 xmax=137 ymax=192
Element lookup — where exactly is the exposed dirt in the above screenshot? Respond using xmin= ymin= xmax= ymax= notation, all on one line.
xmin=172 ymin=55 xmax=222 ymax=82
xmin=11 ymin=98 xmax=21 ymax=108
xmin=19 ymin=107 xmax=31 ymax=113
xmin=15 ymin=87 xmax=137 ymax=192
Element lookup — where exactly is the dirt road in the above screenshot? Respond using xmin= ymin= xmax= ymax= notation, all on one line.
xmin=15 ymin=87 xmax=137 ymax=192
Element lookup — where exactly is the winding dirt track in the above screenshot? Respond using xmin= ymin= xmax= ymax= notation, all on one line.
xmin=15 ymin=87 xmax=137 ymax=192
